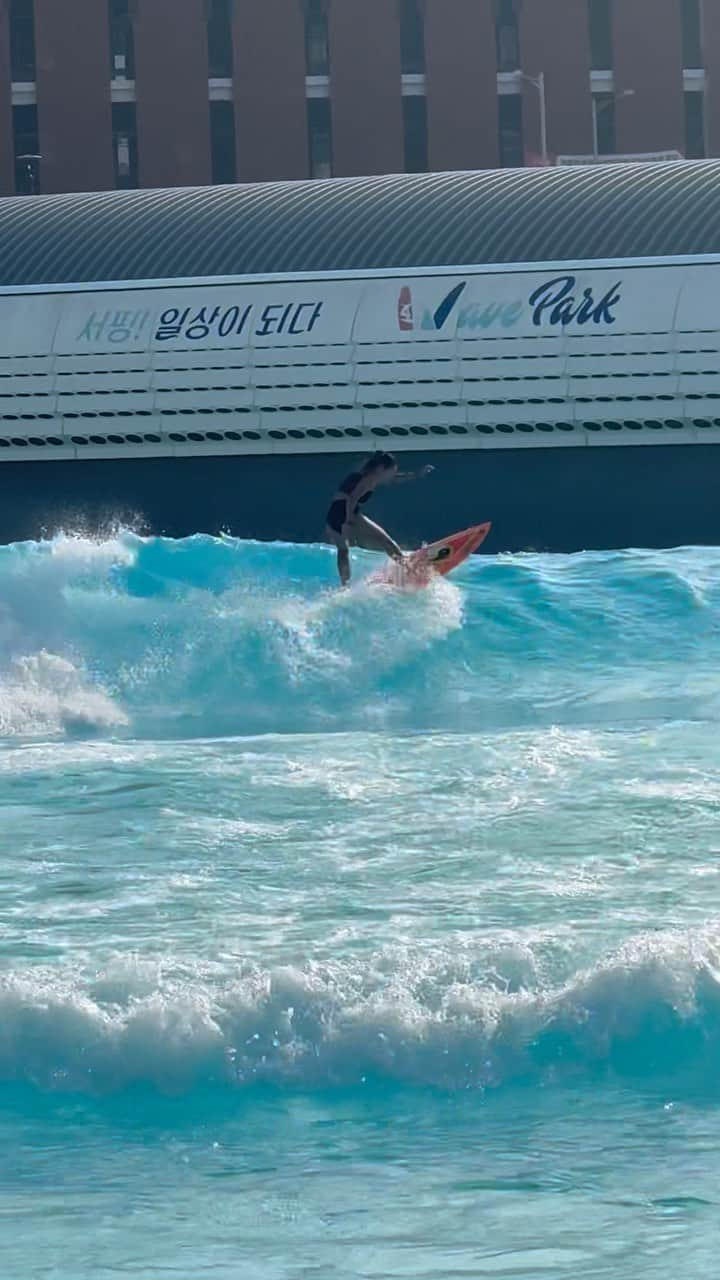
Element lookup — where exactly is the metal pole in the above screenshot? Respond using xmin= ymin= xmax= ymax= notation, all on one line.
xmin=592 ymin=98 xmax=599 ymax=157
xmin=538 ymin=72 xmax=548 ymax=164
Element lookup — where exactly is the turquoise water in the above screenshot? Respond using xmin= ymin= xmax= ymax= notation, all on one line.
xmin=2 ymin=533 xmax=720 ymax=1278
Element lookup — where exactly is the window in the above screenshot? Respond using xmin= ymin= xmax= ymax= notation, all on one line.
xmin=13 ymin=103 xmax=39 ymax=194
xmin=400 ymin=0 xmax=425 ymax=75
xmin=208 ymin=0 xmax=233 ymax=79
xmin=10 ymin=0 xmax=35 ymax=81
xmin=495 ymin=0 xmax=520 ymax=72
xmin=305 ymin=0 xmax=329 ymax=76
xmin=308 ymin=98 xmax=332 ymax=178
xmin=685 ymin=91 xmax=706 ymax=157
xmin=498 ymin=94 xmax=523 ymax=167
xmin=681 ymin=0 xmax=703 ymax=67
xmin=211 ymin=101 xmax=236 ymax=183
xmin=109 ymin=0 xmax=135 ymax=78
xmin=592 ymin=93 xmax=616 ymax=155
xmin=588 ymin=0 xmax=613 ymax=70
xmin=112 ymin=103 xmax=138 ymax=188
xmin=403 ymin=96 xmax=427 ymax=172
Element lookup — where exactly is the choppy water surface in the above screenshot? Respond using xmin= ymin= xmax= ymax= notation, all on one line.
xmin=2 ymin=533 xmax=720 ymax=1278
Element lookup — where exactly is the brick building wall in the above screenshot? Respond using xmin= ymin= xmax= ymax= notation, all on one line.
xmin=0 ymin=0 xmax=715 ymax=196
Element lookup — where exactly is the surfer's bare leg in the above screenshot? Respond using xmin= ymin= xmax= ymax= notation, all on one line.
xmin=337 ymin=542 xmax=350 ymax=586
xmin=325 ymin=526 xmax=351 ymax=585
xmin=350 ymin=514 xmax=404 ymax=561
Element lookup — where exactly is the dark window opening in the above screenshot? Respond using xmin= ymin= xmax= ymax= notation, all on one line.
xmin=10 ymin=0 xmax=36 ymax=81
xmin=207 ymin=0 xmax=233 ymax=78
xmin=308 ymin=98 xmax=332 ymax=178
xmin=400 ymin=0 xmax=425 ymax=74
xmin=681 ymin=0 xmax=703 ymax=67
xmin=588 ymin=0 xmax=613 ymax=70
xmin=305 ymin=0 xmax=329 ymax=76
xmin=403 ymin=95 xmax=427 ymax=172
xmin=112 ymin=102 xmax=138 ymax=189
xmin=211 ymin=101 xmax=236 ymax=184
xmin=13 ymin=103 xmax=39 ymax=194
xmin=109 ymin=0 xmax=135 ymax=79
xmin=593 ymin=92 xmax=616 ymax=155
xmin=498 ymin=94 xmax=523 ymax=167
xmin=495 ymin=0 xmax=520 ymax=72
xmin=685 ymin=91 xmax=706 ymax=157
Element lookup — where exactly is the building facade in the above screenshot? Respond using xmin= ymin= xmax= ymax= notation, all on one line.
xmin=0 ymin=0 xmax=717 ymax=196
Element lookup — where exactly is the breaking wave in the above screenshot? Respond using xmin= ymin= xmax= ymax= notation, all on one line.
xmin=2 ymin=930 xmax=720 ymax=1096
xmin=2 ymin=531 xmax=720 ymax=740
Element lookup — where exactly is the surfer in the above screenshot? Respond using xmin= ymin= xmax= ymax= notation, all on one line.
xmin=325 ymin=452 xmax=434 ymax=585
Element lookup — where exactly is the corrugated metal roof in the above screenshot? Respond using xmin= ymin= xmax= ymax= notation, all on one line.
xmin=1 ymin=161 xmax=719 ymax=287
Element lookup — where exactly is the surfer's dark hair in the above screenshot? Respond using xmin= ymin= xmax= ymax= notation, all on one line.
xmin=362 ymin=452 xmax=397 ymax=473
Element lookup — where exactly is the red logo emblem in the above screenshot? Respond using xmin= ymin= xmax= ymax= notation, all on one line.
xmin=398 ymin=286 xmax=414 ymax=332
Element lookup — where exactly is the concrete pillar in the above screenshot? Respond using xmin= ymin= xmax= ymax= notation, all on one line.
xmin=425 ymin=0 xmax=498 ymax=171
xmin=703 ymin=0 xmax=720 ymax=156
xmin=613 ymin=0 xmax=685 ymax=155
xmin=328 ymin=0 xmax=403 ymax=176
xmin=520 ymin=0 xmax=593 ymax=162
xmin=34 ymin=0 xmax=114 ymax=192
xmin=0 ymin=0 xmax=14 ymax=193
xmin=233 ymin=0 xmax=308 ymax=181
xmin=134 ymin=0 xmax=211 ymax=188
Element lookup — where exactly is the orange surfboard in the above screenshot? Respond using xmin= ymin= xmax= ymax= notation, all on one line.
xmin=376 ymin=522 xmax=492 ymax=589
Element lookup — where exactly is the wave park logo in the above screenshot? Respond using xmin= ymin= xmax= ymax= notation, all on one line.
xmin=397 ymin=282 xmax=467 ymax=332
xmin=398 ymin=275 xmax=622 ymax=334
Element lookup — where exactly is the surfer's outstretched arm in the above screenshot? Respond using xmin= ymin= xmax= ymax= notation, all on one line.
xmin=393 ymin=464 xmax=435 ymax=484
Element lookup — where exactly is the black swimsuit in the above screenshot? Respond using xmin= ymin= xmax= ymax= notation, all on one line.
xmin=327 ymin=472 xmax=372 ymax=534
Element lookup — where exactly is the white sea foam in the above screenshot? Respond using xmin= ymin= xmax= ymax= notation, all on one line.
xmin=2 ymin=931 xmax=719 ymax=1095
xmin=0 ymin=652 xmax=128 ymax=738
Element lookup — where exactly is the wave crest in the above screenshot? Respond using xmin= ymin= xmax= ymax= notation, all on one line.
xmin=3 ymin=932 xmax=720 ymax=1095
